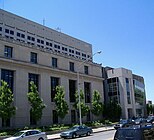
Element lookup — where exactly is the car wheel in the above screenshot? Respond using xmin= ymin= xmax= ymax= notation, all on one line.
xmin=86 ymin=131 xmax=91 ymax=136
xmin=72 ymin=133 xmax=76 ymax=138
xmin=38 ymin=138 xmax=44 ymax=140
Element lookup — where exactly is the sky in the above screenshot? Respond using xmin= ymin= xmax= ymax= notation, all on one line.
xmin=0 ymin=0 xmax=154 ymax=102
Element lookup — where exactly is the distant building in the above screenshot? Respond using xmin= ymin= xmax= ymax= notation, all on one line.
xmin=103 ymin=67 xmax=146 ymax=119
xmin=0 ymin=9 xmax=103 ymax=128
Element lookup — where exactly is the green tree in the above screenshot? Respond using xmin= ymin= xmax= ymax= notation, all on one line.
xmin=0 ymin=80 xmax=16 ymax=126
xmin=147 ymin=104 xmax=153 ymax=115
xmin=104 ymin=101 xmax=121 ymax=121
xmin=54 ymin=86 xmax=69 ymax=122
xmin=74 ymin=90 xmax=89 ymax=118
xmin=27 ymin=81 xmax=46 ymax=124
xmin=91 ymin=90 xmax=104 ymax=116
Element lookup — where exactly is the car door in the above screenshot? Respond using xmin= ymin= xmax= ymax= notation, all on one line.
xmin=21 ymin=131 xmax=32 ymax=140
xmin=79 ymin=126 xmax=87 ymax=135
xmin=21 ymin=131 xmax=39 ymax=140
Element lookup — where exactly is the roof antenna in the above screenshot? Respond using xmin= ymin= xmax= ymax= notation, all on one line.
xmin=55 ymin=27 xmax=61 ymax=32
xmin=43 ymin=18 xmax=45 ymax=26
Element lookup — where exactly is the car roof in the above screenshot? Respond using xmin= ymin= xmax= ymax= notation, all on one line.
xmin=117 ymin=124 xmax=154 ymax=130
xmin=20 ymin=129 xmax=40 ymax=133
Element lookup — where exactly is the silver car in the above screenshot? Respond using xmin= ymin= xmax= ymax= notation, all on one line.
xmin=3 ymin=129 xmax=47 ymax=140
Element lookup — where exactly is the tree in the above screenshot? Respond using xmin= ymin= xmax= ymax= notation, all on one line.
xmin=27 ymin=81 xmax=46 ymax=124
xmin=91 ymin=90 xmax=104 ymax=116
xmin=54 ymin=86 xmax=69 ymax=122
xmin=73 ymin=90 xmax=89 ymax=118
xmin=147 ymin=104 xmax=153 ymax=115
xmin=103 ymin=101 xmax=121 ymax=121
xmin=0 ymin=80 xmax=16 ymax=126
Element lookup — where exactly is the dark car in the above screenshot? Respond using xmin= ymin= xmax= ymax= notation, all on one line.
xmin=134 ymin=118 xmax=147 ymax=125
xmin=60 ymin=125 xmax=92 ymax=139
xmin=146 ymin=116 xmax=154 ymax=124
xmin=114 ymin=124 xmax=154 ymax=140
xmin=114 ymin=119 xmax=133 ymax=130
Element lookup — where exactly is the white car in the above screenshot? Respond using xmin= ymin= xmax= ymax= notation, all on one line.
xmin=3 ymin=129 xmax=47 ymax=140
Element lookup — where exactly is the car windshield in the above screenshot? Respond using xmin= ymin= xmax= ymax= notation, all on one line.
xmin=115 ymin=129 xmax=141 ymax=139
xmin=13 ymin=131 xmax=24 ymax=137
xmin=69 ymin=126 xmax=79 ymax=130
xmin=119 ymin=120 xmax=127 ymax=124
xmin=147 ymin=116 xmax=154 ymax=120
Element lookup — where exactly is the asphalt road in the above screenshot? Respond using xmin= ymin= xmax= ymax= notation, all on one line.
xmin=59 ymin=130 xmax=116 ymax=140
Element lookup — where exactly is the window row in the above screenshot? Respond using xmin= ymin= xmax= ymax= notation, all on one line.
xmin=1 ymin=69 xmax=91 ymax=103
xmin=1 ymin=109 xmax=91 ymax=127
xmin=4 ymin=46 xmax=89 ymax=74
xmin=0 ymin=26 xmax=92 ymax=61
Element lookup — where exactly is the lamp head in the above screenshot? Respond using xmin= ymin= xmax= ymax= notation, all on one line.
xmin=97 ymin=51 xmax=102 ymax=54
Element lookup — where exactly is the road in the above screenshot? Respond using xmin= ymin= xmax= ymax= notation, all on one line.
xmin=57 ymin=130 xmax=116 ymax=140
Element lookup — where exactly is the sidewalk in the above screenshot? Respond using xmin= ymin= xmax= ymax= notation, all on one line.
xmin=47 ymin=126 xmax=115 ymax=140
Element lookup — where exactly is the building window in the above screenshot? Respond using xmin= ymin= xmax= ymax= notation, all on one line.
xmin=5 ymin=29 xmax=9 ymax=33
xmin=53 ymin=110 xmax=58 ymax=124
xmin=27 ymin=35 xmax=35 ymax=41
xmin=86 ymin=110 xmax=91 ymax=122
xmin=107 ymin=77 xmax=120 ymax=103
xmin=71 ymin=110 xmax=76 ymax=123
xmin=69 ymin=62 xmax=74 ymax=72
xmin=69 ymin=80 xmax=76 ymax=102
xmin=10 ymin=30 xmax=14 ymax=35
xmin=4 ymin=46 xmax=13 ymax=58
xmin=84 ymin=66 xmax=89 ymax=75
xmin=29 ymin=73 xmax=39 ymax=91
xmin=2 ymin=118 xmax=10 ymax=127
xmin=30 ymin=110 xmax=36 ymax=125
xmin=52 ymin=57 xmax=57 ymax=68
xmin=30 ymin=52 xmax=37 ymax=64
xmin=0 ymin=27 xmax=2 ymax=31
xmin=84 ymin=82 xmax=91 ymax=103
xmin=1 ymin=69 xmax=14 ymax=92
xmin=51 ymin=77 xmax=59 ymax=102
xmin=126 ymin=78 xmax=131 ymax=104
xmin=37 ymin=39 xmax=40 ymax=43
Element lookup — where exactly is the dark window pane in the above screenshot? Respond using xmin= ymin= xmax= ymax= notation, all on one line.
xmin=52 ymin=57 xmax=57 ymax=68
xmin=53 ymin=110 xmax=58 ymax=124
xmin=70 ymin=62 xmax=74 ymax=72
xmin=37 ymin=39 xmax=40 ymax=43
xmin=21 ymin=34 xmax=25 ymax=38
xmin=51 ymin=77 xmax=59 ymax=102
xmin=5 ymin=29 xmax=9 ymax=33
xmin=69 ymin=80 xmax=76 ymax=102
xmin=10 ymin=30 xmax=14 ymax=35
xmin=41 ymin=40 xmax=44 ymax=44
xmin=71 ymin=110 xmax=76 ymax=123
xmin=30 ymin=52 xmax=37 ymax=64
xmin=4 ymin=46 xmax=13 ymax=58
xmin=28 ymin=73 xmax=39 ymax=91
xmin=84 ymin=82 xmax=91 ymax=103
xmin=1 ymin=69 xmax=14 ymax=92
xmin=17 ymin=32 xmax=20 ymax=37
xmin=84 ymin=66 xmax=88 ymax=74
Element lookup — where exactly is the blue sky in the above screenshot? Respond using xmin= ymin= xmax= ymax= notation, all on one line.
xmin=1 ymin=0 xmax=154 ymax=102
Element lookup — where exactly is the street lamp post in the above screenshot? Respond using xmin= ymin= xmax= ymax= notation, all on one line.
xmin=77 ymin=51 xmax=101 ymax=125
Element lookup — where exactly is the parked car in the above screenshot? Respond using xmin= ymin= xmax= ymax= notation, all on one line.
xmin=134 ymin=118 xmax=147 ymax=125
xmin=114 ymin=119 xmax=133 ymax=130
xmin=114 ymin=124 xmax=154 ymax=140
xmin=60 ymin=125 xmax=93 ymax=139
xmin=3 ymin=129 xmax=47 ymax=140
xmin=146 ymin=116 xmax=154 ymax=124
